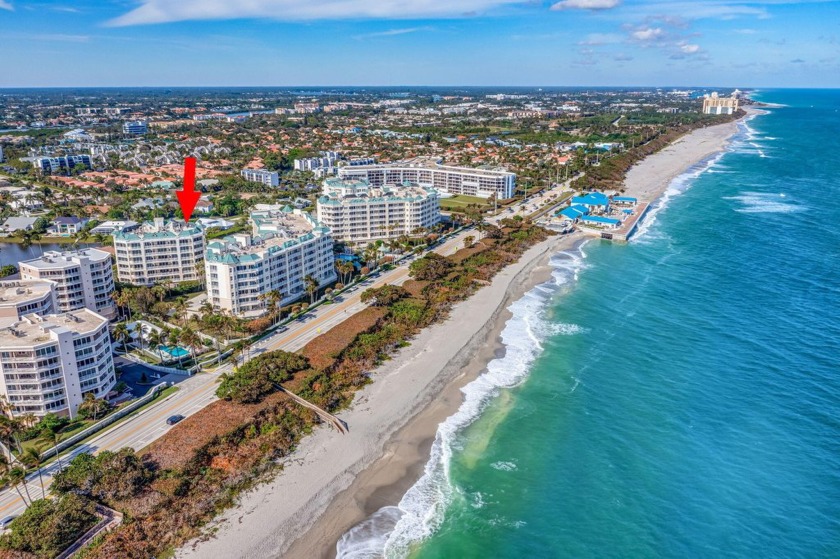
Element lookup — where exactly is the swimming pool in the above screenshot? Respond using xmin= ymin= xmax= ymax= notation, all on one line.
xmin=158 ymin=345 xmax=189 ymax=358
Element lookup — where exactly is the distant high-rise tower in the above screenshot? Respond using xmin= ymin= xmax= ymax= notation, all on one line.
xmin=702 ymin=92 xmax=740 ymax=115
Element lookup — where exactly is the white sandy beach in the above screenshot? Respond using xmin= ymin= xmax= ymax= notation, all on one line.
xmin=623 ymin=112 xmax=750 ymax=202
xmin=177 ymin=113 xmax=747 ymax=559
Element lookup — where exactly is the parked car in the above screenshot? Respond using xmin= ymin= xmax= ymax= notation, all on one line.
xmin=166 ymin=414 xmax=185 ymax=426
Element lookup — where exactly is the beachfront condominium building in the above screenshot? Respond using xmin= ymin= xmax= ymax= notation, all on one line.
xmin=0 ymin=280 xmax=58 ymax=319
xmin=702 ymin=92 xmax=740 ymax=115
xmin=0 ymin=309 xmax=116 ymax=418
xmin=20 ymin=249 xmax=116 ymax=319
xmin=33 ymin=154 xmax=92 ymax=174
xmin=338 ymin=156 xmax=516 ymax=199
xmin=113 ymin=218 xmax=205 ymax=286
xmin=241 ymin=168 xmax=280 ymax=187
xmin=316 ymin=177 xmax=441 ymax=244
xmin=205 ymin=207 xmax=336 ymax=317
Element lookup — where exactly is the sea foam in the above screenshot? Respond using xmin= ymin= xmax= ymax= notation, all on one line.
xmin=335 ymin=247 xmax=588 ymax=559
xmin=632 ymin=113 xmax=760 ymax=244
xmin=724 ymin=192 xmax=805 ymax=214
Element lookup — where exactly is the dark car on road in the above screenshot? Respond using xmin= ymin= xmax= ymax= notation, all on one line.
xmin=166 ymin=414 xmax=185 ymax=425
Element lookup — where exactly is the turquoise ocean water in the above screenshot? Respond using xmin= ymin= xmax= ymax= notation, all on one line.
xmin=337 ymin=90 xmax=840 ymax=559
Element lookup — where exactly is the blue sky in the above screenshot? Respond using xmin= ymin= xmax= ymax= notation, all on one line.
xmin=1 ymin=0 xmax=838 ymax=87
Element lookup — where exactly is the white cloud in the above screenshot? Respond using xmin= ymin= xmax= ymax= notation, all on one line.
xmin=355 ymin=26 xmax=434 ymax=39
xmin=631 ymin=26 xmax=665 ymax=42
xmin=551 ymin=0 xmax=620 ymax=10
xmin=107 ymin=0 xmax=523 ymax=26
xmin=679 ymin=42 xmax=700 ymax=53
xmin=0 ymin=0 xmax=13 ymax=11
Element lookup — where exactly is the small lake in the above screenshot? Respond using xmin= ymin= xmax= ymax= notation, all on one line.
xmin=0 ymin=242 xmax=104 ymax=268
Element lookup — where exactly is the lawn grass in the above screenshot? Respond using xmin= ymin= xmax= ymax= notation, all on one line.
xmin=439 ymin=194 xmax=492 ymax=212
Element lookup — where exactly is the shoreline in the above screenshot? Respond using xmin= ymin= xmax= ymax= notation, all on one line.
xmin=177 ymin=232 xmax=582 ymax=559
xmin=177 ymin=113 xmax=750 ymax=559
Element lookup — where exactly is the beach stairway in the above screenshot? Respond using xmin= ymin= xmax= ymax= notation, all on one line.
xmin=275 ymin=384 xmax=349 ymax=434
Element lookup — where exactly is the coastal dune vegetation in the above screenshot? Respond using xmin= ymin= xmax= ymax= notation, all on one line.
xmin=0 ymin=219 xmax=551 ymax=559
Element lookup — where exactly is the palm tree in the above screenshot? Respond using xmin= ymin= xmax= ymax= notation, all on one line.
xmin=0 ymin=417 xmax=14 ymax=463
xmin=167 ymin=329 xmax=182 ymax=363
xmin=364 ymin=241 xmax=384 ymax=269
xmin=194 ymin=261 xmax=206 ymax=289
xmin=113 ymin=323 xmax=130 ymax=354
xmin=112 ymin=291 xmax=130 ymax=321
xmin=147 ymin=329 xmax=164 ymax=362
xmin=199 ymin=300 xmax=213 ymax=315
xmin=21 ymin=447 xmax=45 ymax=500
xmin=0 ymin=456 xmax=28 ymax=509
xmin=43 ymin=423 xmax=64 ymax=470
xmin=173 ymin=298 xmax=189 ymax=326
xmin=266 ymin=289 xmax=283 ymax=325
xmin=476 ymin=220 xmax=489 ymax=240
xmin=7 ymin=465 xmax=32 ymax=506
xmin=0 ymin=415 xmax=23 ymax=458
xmin=335 ymin=260 xmax=354 ymax=285
xmin=18 ymin=230 xmax=33 ymax=251
xmin=304 ymin=275 xmax=319 ymax=305
xmin=151 ymin=284 xmax=167 ymax=303
xmin=179 ymin=327 xmax=202 ymax=371
xmin=79 ymin=393 xmax=109 ymax=421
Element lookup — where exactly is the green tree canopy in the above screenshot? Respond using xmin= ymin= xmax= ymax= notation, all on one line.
xmin=360 ymin=285 xmax=410 ymax=307
xmin=51 ymin=448 xmax=152 ymax=504
xmin=0 ymin=493 xmax=97 ymax=559
xmin=408 ymin=253 xmax=454 ymax=281
xmin=216 ymin=350 xmax=310 ymax=404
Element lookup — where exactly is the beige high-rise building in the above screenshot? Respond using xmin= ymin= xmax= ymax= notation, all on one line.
xmin=339 ymin=156 xmax=516 ymax=199
xmin=702 ymin=92 xmax=740 ymax=115
xmin=113 ymin=218 xmax=205 ymax=286
xmin=205 ymin=208 xmax=336 ymax=317
xmin=316 ymin=177 xmax=441 ymax=245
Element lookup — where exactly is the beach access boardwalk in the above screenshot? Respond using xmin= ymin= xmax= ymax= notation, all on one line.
xmin=278 ymin=386 xmax=349 ymax=434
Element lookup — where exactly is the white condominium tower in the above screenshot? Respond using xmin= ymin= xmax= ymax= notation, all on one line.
xmin=113 ymin=218 xmax=206 ymax=286
xmin=0 ymin=309 xmax=116 ymax=418
xmin=20 ymin=249 xmax=116 ymax=319
xmin=205 ymin=207 xmax=336 ymax=317
xmin=338 ymin=156 xmax=516 ymax=199
xmin=240 ymin=168 xmax=280 ymax=187
xmin=0 ymin=280 xmax=58 ymax=319
xmin=316 ymin=177 xmax=441 ymax=244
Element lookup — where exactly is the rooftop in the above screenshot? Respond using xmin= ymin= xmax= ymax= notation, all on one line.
xmin=206 ymin=209 xmax=328 ymax=266
xmin=572 ymin=192 xmax=610 ymax=206
xmin=0 ymin=309 xmax=108 ymax=348
xmin=319 ymin=177 xmax=438 ymax=204
xmin=20 ymin=248 xmax=112 ymax=270
xmin=345 ymin=155 xmax=514 ymax=178
xmin=113 ymin=218 xmax=203 ymax=241
xmin=0 ymin=280 xmax=54 ymax=306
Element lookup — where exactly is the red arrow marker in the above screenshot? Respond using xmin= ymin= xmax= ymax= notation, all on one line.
xmin=176 ymin=157 xmax=201 ymax=223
